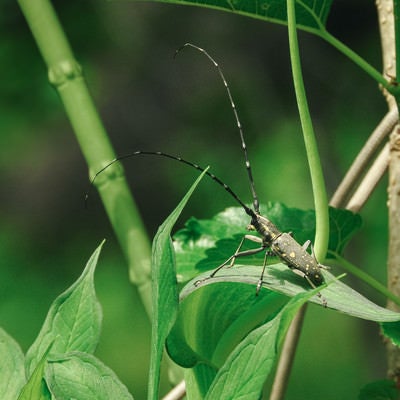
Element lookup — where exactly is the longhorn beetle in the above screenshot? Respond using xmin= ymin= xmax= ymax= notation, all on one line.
xmin=90 ymin=43 xmax=327 ymax=305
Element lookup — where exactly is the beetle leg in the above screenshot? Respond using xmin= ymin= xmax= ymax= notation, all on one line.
xmin=292 ymin=268 xmax=327 ymax=307
xmin=194 ymin=235 xmax=266 ymax=287
xmin=256 ymin=249 xmax=272 ymax=295
xmin=209 ymin=234 xmax=265 ymax=277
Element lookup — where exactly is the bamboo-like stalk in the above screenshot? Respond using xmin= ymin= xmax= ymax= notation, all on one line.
xmin=17 ymin=0 xmax=152 ymax=315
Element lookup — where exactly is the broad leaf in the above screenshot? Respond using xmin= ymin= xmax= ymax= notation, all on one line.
xmin=168 ymin=265 xmax=400 ymax=395
xmin=381 ymin=320 xmax=400 ymax=347
xmin=174 ymin=205 xmax=361 ymax=281
xmin=25 ymin=242 xmax=104 ymax=377
xmin=205 ymin=288 xmax=319 ymax=399
xmin=181 ymin=265 xmax=400 ymax=322
xmin=167 ymin=284 xmax=319 ymax=397
xmin=328 ymin=206 xmax=363 ymax=256
xmin=134 ymin=0 xmax=333 ymax=33
xmin=167 ymin=283 xmax=288 ymax=369
xmin=148 ymin=169 xmax=208 ymax=400
xmin=47 ymin=352 xmax=133 ymax=400
xmin=0 ymin=328 xmax=25 ymax=400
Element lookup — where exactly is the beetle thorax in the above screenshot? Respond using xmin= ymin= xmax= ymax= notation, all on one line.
xmin=248 ymin=214 xmax=282 ymax=245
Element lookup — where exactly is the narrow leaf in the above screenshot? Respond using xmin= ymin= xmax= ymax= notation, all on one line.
xmin=47 ymin=352 xmax=133 ymax=400
xmin=148 ymin=169 xmax=208 ymax=400
xmin=0 ymin=328 xmax=25 ymax=400
xmin=181 ymin=265 xmax=400 ymax=322
xmin=18 ymin=343 xmax=52 ymax=400
xmin=25 ymin=241 xmax=104 ymax=377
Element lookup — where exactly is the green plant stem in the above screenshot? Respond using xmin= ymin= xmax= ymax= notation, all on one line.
xmin=294 ymin=1 xmax=392 ymax=94
xmin=271 ymin=5 xmax=330 ymax=400
xmin=320 ymin=11 xmax=400 ymax=106
xmin=286 ymin=0 xmax=329 ymax=261
xmin=319 ymin=30 xmax=391 ymax=90
xmin=17 ymin=0 xmax=152 ymax=315
xmin=329 ymin=252 xmax=400 ymax=307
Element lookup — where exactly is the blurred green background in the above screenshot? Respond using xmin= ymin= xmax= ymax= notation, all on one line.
xmin=1 ymin=0 xmax=390 ymax=398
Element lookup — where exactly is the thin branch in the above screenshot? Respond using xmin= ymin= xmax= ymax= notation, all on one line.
xmin=346 ymin=143 xmax=390 ymax=212
xmin=330 ymin=109 xmax=397 ymax=208
xmin=161 ymin=381 xmax=186 ymax=400
xmin=269 ymin=305 xmax=307 ymax=400
xmin=320 ymin=29 xmax=391 ymax=91
xmin=327 ymin=252 xmax=400 ymax=307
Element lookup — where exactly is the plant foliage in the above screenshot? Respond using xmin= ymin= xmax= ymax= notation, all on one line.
xmin=1 ymin=242 xmax=133 ymax=399
xmin=136 ymin=0 xmax=333 ymax=33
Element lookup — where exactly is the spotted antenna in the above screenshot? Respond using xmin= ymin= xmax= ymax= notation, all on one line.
xmin=175 ymin=43 xmax=260 ymax=214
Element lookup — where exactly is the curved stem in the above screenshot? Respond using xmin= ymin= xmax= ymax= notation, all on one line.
xmin=286 ymin=0 xmax=329 ymax=261
xmin=328 ymin=252 xmax=400 ymax=307
xmin=319 ymin=29 xmax=391 ymax=90
xmin=270 ymin=3 xmax=330 ymax=400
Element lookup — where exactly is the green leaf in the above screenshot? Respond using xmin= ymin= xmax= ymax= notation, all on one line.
xmin=167 ymin=283 xmax=289 ymax=397
xmin=168 ymin=268 xmax=400 ymax=395
xmin=135 ymin=0 xmax=332 ymax=33
xmin=18 ymin=343 xmax=52 ymax=400
xmin=47 ymin=352 xmax=133 ymax=400
xmin=0 ymin=328 xmax=25 ymax=400
xmin=181 ymin=265 xmax=400 ymax=323
xmin=327 ymin=207 xmax=363 ymax=256
xmin=25 ymin=241 xmax=104 ymax=377
xmin=381 ymin=321 xmax=400 ymax=347
xmin=174 ymin=204 xmax=361 ymax=281
xmin=358 ymin=379 xmax=399 ymax=400
xmin=184 ymin=364 xmax=219 ymax=399
xmin=148 ymin=169 xmax=208 ymax=400
xmin=167 ymin=283 xmax=288 ymax=369
xmin=190 ymin=287 xmax=319 ymax=398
